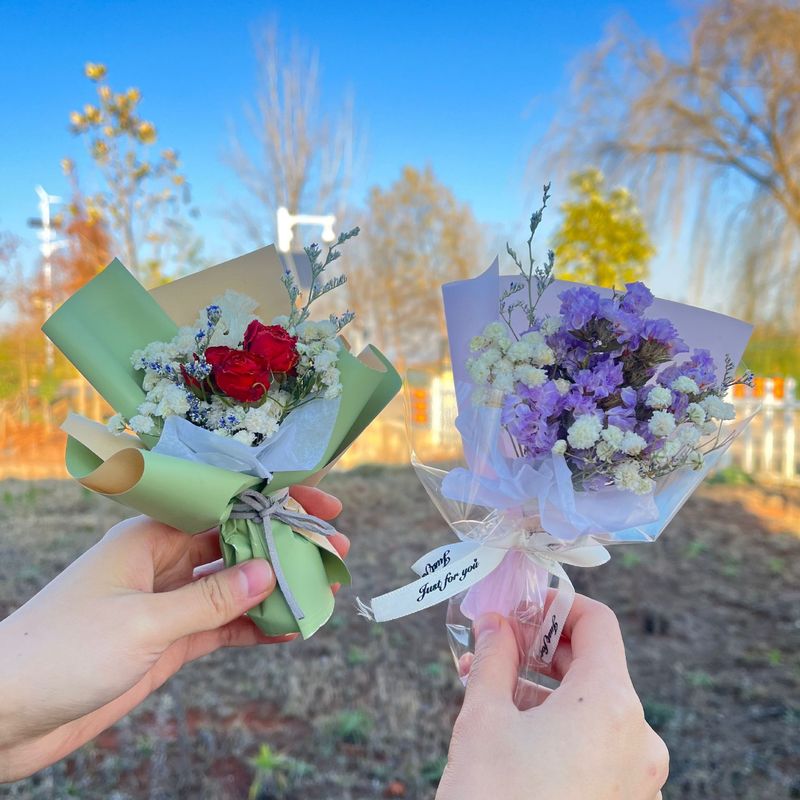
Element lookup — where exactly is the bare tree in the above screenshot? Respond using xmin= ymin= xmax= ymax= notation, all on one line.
xmin=543 ymin=0 xmax=800 ymax=328
xmin=226 ymin=25 xmax=358 ymax=247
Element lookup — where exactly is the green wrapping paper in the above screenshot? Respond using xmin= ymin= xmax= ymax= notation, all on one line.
xmin=44 ymin=247 xmax=401 ymax=638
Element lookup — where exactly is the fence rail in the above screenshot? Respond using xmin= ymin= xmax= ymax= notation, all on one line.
xmin=0 ymin=373 xmax=797 ymax=484
xmin=728 ymin=377 xmax=798 ymax=483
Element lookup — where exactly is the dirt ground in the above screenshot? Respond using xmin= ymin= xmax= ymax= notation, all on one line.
xmin=0 ymin=468 xmax=798 ymax=799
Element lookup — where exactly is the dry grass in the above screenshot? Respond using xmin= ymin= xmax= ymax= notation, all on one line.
xmin=0 ymin=469 xmax=799 ymax=799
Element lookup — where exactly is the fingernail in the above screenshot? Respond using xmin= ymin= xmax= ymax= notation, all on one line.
xmin=475 ymin=613 xmax=501 ymax=642
xmin=238 ymin=560 xmax=274 ymax=597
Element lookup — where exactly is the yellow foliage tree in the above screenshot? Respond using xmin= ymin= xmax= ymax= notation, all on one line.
xmin=552 ymin=169 xmax=654 ymax=288
xmin=66 ymin=62 xmax=200 ymax=285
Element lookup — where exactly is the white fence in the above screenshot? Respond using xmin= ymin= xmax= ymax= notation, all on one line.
xmin=728 ymin=378 xmax=798 ymax=483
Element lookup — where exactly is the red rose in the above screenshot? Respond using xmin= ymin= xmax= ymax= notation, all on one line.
xmin=243 ymin=320 xmax=299 ymax=374
xmin=205 ymin=346 xmax=271 ymax=403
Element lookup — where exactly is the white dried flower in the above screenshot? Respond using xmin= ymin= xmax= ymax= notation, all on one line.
xmin=678 ymin=424 xmax=702 ymax=445
xmin=484 ymin=322 xmax=506 ymax=343
xmin=129 ymin=414 xmax=155 ymax=435
xmin=702 ymin=394 xmax=736 ymax=421
xmin=686 ymin=402 xmax=706 ymax=425
xmin=470 ymin=334 xmax=490 ymax=351
xmin=467 ymin=358 xmax=491 ymax=385
xmin=648 ymin=411 xmax=676 ymax=438
xmin=621 ymin=431 xmax=647 ymax=456
xmin=671 ymin=376 xmax=700 ymax=394
xmin=244 ymin=406 xmax=280 ymax=438
xmin=515 ymin=365 xmax=547 ymax=388
xmin=646 ymin=386 xmax=673 ymax=409
xmin=613 ymin=461 xmax=653 ymax=495
xmin=567 ymin=414 xmax=602 ymax=449
xmin=106 ymin=414 xmax=127 ymax=434
xmin=478 ymin=348 xmax=501 ymax=368
xmin=520 ymin=330 xmax=545 ymax=346
xmin=552 ymin=439 xmax=567 ymax=456
xmin=554 ymin=378 xmax=571 ymax=396
xmin=506 ymin=339 xmax=534 ymax=362
xmin=493 ymin=372 xmax=515 ymax=394
xmin=232 ymin=429 xmax=256 ymax=446
xmin=601 ymin=425 xmax=624 ymax=449
xmin=596 ymin=441 xmax=617 ymax=461
xmin=154 ymin=383 xmax=190 ymax=418
xmin=531 ymin=344 xmax=555 ymax=365
xmin=204 ymin=290 xmax=259 ymax=348
xmin=540 ymin=316 xmax=561 ymax=335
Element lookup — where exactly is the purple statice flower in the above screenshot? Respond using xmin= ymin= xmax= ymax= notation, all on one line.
xmin=655 ymin=364 xmax=681 ymax=387
xmin=681 ymin=348 xmax=718 ymax=388
xmin=564 ymin=388 xmax=599 ymax=416
xmin=670 ymin=390 xmax=689 ymax=418
xmin=640 ymin=317 xmax=689 ymax=356
xmin=620 ymin=282 xmax=654 ymax=314
xmin=573 ymin=359 xmax=624 ymax=399
xmin=548 ymin=330 xmax=588 ymax=375
xmin=503 ymin=381 xmax=565 ymax=457
xmin=606 ymin=386 xmax=638 ymax=431
xmin=605 ymin=302 xmax=645 ymax=347
xmin=559 ymin=286 xmax=601 ymax=330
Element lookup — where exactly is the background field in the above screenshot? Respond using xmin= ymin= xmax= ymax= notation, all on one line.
xmin=0 ymin=468 xmax=798 ymax=800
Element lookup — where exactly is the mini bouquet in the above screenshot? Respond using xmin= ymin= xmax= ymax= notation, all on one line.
xmin=44 ymin=234 xmax=401 ymax=638
xmin=360 ymin=186 xmax=754 ymax=697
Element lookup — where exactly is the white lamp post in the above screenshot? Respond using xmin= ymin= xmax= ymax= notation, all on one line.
xmin=276 ymin=206 xmax=336 ymax=252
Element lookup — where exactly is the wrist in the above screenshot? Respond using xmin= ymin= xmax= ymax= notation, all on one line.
xmin=0 ymin=618 xmax=32 ymax=752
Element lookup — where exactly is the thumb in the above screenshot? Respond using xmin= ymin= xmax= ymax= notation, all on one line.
xmin=153 ymin=559 xmax=275 ymax=642
xmin=463 ymin=613 xmax=520 ymax=708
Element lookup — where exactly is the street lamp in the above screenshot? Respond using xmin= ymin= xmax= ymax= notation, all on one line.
xmin=28 ymin=186 xmax=66 ymax=370
xmin=276 ymin=206 xmax=336 ymax=253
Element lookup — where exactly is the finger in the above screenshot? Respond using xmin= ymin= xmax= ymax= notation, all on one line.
xmin=182 ymin=617 xmax=299 ymax=662
xmin=150 ymin=559 xmax=276 ymax=642
xmin=558 ymin=593 xmax=628 ymax=678
xmin=188 ymin=529 xmax=222 ymax=568
xmin=289 ymin=485 xmax=342 ymax=520
xmin=645 ymin=728 xmax=670 ymax=794
xmin=532 ymin=639 xmax=573 ymax=683
xmin=328 ymin=531 xmax=350 ymax=558
xmin=463 ymin=614 xmax=519 ymax=708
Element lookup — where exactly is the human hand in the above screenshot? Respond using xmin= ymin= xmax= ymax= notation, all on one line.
xmin=436 ymin=594 xmax=669 ymax=800
xmin=0 ymin=486 xmax=346 ymax=782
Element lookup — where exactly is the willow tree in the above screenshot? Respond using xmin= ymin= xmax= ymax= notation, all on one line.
xmin=546 ymin=0 xmax=800 ymax=343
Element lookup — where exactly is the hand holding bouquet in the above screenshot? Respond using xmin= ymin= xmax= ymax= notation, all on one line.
xmin=44 ymin=234 xmax=401 ymax=639
xmin=362 ymin=185 xmax=754 ymax=700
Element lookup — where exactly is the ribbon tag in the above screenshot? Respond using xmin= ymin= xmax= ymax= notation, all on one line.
xmin=363 ymin=544 xmax=507 ymax=623
xmin=358 ymin=531 xmax=610 ymax=667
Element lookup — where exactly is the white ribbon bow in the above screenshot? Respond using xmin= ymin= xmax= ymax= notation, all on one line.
xmin=357 ymin=524 xmax=610 ymax=665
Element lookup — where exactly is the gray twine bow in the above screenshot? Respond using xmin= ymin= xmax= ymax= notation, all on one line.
xmin=229 ymin=489 xmax=338 ymax=621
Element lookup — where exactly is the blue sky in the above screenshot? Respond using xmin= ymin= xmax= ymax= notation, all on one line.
xmin=1 ymin=0 xmax=686 ymax=310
